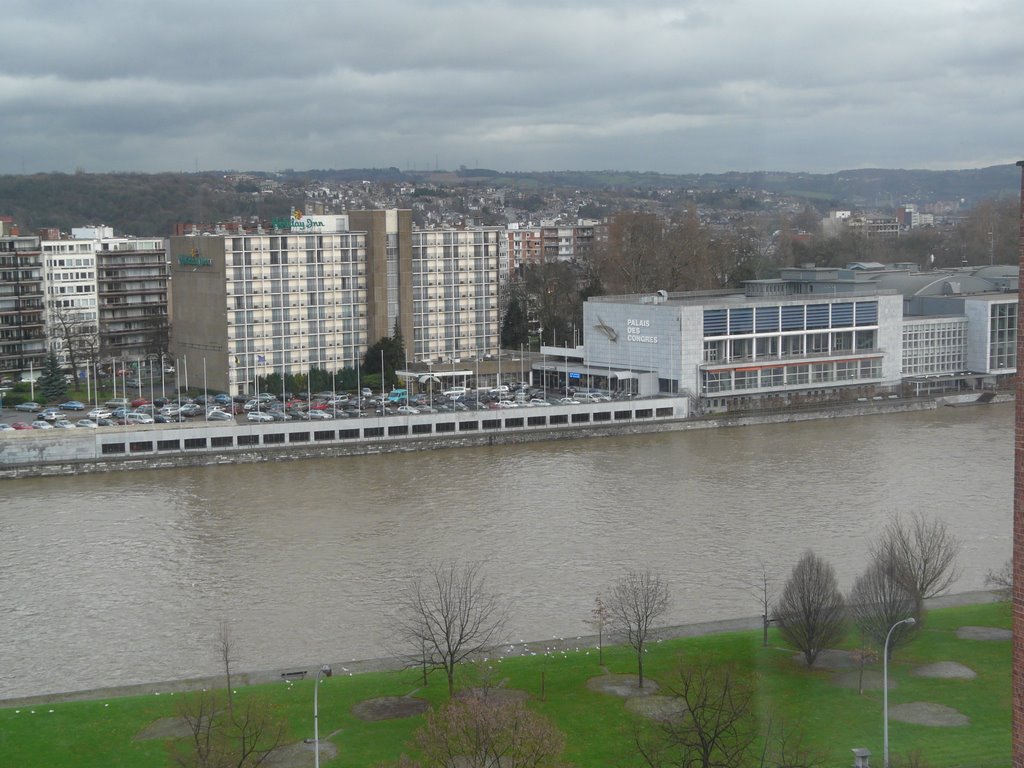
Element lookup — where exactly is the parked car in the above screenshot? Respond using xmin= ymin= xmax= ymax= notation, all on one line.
xmin=10 ymin=421 xmax=33 ymax=430
xmin=306 ymin=409 xmax=333 ymax=420
xmin=104 ymin=398 xmax=129 ymax=409
xmin=397 ymin=405 xmax=420 ymax=414
xmin=38 ymin=408 xmax=64 ymax=421
xmin=179 ymin=403 xmax=202 ymax=417
xmin=206 ymin=409 xmax=233 ymax=422
xmin=14 ymin=401 xmax=41 ymax=412
xmin=130 ymin=398 xmax=151 ymax=408
xmin=125 ymin=412 xmax=154 ymax=424
xmin=31 ymin=420 xmax=54 ymax=429
xmin=0 ymin=422 xmax=15 ymax=431
xmin=59 ymin=400 xmax=86 ymax=411
xmin=247 ymin=410 xmax=274 ymax=422
xmin=95 ymin=418 xmax=116 ymax=427
xmin=75 ymin=419 xmax=99 ymax=428
xmin=52 ymin=420 xmax=76 ymax=429
xmin=88 ymin=408 xmax=112 ymax=420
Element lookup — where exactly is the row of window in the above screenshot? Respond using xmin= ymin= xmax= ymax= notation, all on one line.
xmin=703 ymin=330 xmax=877 ymax=362
xmin=229 ymin=236 xmax=364 ymax=251
xmin=703 ymin=301 xmax=878 ymax=336
xmin=703 ymin=359 xmax=883 ymax=393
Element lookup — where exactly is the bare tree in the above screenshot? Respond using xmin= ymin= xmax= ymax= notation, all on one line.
xmin=870 ymin=511 xmax=961 ymax=608
xmin=171 ymin=690 xmax=286 ymax=768
xmin=172 ymin=625 xmax=285 ymax=768
xmin=985 ymin=558 xmax=1012 ymax=601
xmin=48 ymin=301 xmax=98 ymax=381
xmin=756 ymin=712 xmax=824 ymax=768
xmin=219 ymin=622 xmax=235 ymax=714
xmin=607 ymin=569 xmax=671 ymax=688
xmin=850 ymin=646 xmax=879 ymax=696
xmin=396 ymin=692 xmax=567 ymax=768
xmin=394 ymin=561 xmax=509 ymax=697
xmin=634 ymin=655 xmax=756 ymax=768
xmin=848 ymin=554 xmax=919 ymax=660
xmin=738 ymin=560 xmax=777 ymax=648
xmin=585 ymin=595 xmax=610 ymax=666
xmin=772 ymin=551 xmax=846 ymax=667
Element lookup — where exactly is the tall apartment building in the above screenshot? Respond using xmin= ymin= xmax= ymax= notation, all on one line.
xmin=410 ymin=227 xmax=501 ymax=363
xmin=506 ymin=219 xmax=599 ymax=274
xmin=41 ymin=235 xmax=98 ymax=371
xmin=0 ymin=234 xmax=46 ymax=376
xmin=64 ymin=227 xmax=169 ymax=362
xmin=169 ymin=209 xmax=503 ymax=393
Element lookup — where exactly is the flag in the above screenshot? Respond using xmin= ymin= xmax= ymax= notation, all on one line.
xmin=234 ymin=357 xmax=240 ymax=366
xmin=257 ymin=354 xmax=266 ymax=364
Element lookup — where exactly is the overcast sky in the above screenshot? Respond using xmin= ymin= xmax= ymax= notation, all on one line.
xmin=1 ymin=0 xmax=1021 ymax=175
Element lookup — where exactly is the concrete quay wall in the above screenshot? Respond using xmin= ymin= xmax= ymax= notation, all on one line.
xmin=0 ymin=396 xmax=942 ymax=480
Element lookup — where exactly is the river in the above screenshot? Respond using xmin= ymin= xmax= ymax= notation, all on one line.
xmin=0 ymin=403 xmax=1012 ymax=700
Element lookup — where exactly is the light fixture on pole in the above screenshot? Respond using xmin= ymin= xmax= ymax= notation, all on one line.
xmin=313 ymin=663 xmax=332 ymax=768
xmin=883 ymin=616 xmax=915 ymax=768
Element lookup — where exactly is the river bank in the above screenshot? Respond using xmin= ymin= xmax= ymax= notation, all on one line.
xmin=0 ymin=589 xmax=1002 ymax=709
xmin=0 ymin=393 xmax=962 ymax=480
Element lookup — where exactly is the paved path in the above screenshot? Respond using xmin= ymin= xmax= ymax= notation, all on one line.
xmin=0 ymin=590 xmax=1002 ymax=708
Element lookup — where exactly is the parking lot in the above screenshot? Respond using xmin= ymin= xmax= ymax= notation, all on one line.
xmin=0 ymin=384 xmax=639 ymax=434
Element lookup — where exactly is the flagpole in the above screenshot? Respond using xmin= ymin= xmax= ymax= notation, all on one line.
xmin=203 ymin=357 xmax=208 ymax=422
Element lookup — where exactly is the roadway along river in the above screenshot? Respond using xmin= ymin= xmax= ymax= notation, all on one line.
xmin=0 ymin=403 xmax=1012 ymax=700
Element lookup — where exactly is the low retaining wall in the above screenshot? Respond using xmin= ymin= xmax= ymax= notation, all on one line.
xmin=0 ymin=396 xmax=941 ymax=480
xmin=0 ymin=588 xmax=1000 ymax=708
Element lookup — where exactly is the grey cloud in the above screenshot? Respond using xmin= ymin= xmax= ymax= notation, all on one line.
xmin=0 ymin=0 xmax=1020 ymax=174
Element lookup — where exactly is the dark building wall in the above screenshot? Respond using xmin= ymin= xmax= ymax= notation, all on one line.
xmin=1014 ymin=160 xmax=1024 ymax=768
xmin=347 ymin=210 xmax=413 ymax=346
xmin=167 ymin=236 xmax=229 ymax=392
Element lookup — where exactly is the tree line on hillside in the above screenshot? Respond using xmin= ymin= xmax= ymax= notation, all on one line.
xmin=500 ymin=197 xmax=1018 ymax=351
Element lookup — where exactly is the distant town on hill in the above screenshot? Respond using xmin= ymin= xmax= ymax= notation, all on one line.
xmin=0 ymin=165 xmax=1018 ymax=238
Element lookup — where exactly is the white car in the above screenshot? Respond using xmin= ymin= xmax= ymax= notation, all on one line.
xmin=396 ymin=405 xmax=420 ymax=415
xmin=125 ymin=412 xmax=154 ymax=424
xmin=206 ymin=410 xmax=233 ymax=422
xmin=30 ymin=420 xmax=54 ymax=429
xmin=247 ymin=410 xmax=274 ymax=423
xmin=529 ymin=398 xmax=551 ymax=407
xmin=75 ymin=419 xmax=99 ymax=428
xmin=88 ymin=408 xmax=112 ymax=420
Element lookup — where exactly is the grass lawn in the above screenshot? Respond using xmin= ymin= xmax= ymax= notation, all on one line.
xmin=0 ymin=602 xmax=1010 ymax=767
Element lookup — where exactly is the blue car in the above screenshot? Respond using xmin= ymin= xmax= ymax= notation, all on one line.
xmin=59 ymin=400 xmax=86 ymax=411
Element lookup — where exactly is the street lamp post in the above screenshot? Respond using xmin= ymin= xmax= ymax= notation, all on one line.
xmin=313 ymin=664 xmax=332 ymax=768
xmin=883 ymin=617 xmax=916 ymax=768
